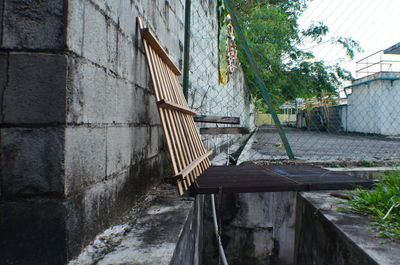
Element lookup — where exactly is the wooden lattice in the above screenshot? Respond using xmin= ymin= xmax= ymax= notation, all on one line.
xmin=138 ymin=17 xmax=212 ymax=195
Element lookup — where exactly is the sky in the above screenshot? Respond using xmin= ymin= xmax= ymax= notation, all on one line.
xmin=298 ymin=0 xmax=400 ymax=76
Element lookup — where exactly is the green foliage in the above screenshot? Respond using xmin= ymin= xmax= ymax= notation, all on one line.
xmin=345 ymin=171 xmax=400 ymax=240
xmin=328 ymin=163 xmax=341 ymax=168
xmin=252 ymin=97 xmax=270 ymax=113
xmin=335 ymin=37 xmax=364 ymax=60
xmin=357 ymin=159 xmax=381 ymax=167
xmin=226 ymin=0 xmax=362 ymax=110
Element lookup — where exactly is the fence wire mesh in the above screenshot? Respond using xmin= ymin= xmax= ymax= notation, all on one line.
xmin=187 ymin=0 xmax=400 ymax=166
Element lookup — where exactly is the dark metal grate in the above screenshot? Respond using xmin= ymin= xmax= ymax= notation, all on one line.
xmin=195 ymin=165 xmax=374 ymax=194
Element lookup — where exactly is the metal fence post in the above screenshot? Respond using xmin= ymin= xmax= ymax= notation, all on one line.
xmin=224 ymin=0 xmax=295 ymax=159
xmin=183 ymin=0 xmax=192 ymax=100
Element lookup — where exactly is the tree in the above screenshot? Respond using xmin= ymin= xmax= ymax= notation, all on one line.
xmin=220 ymin=0 xmax=362 ymax=111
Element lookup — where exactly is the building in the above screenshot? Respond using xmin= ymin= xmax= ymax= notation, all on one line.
xmin=343 ymin=43 xmax=400 ymax=135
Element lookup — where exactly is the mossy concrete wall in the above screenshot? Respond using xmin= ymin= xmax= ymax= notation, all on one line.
xmin=202 ymin=192 xmax=297 ymax=265
xmin=295 ymin=192 xmax=400 ymax=265
xmin=0 ymin=0 xmax=184 ymax=263
xmin=0 ymin=0 xmax=254 ymax=264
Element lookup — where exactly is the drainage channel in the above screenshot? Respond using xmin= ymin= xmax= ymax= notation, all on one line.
xmin=202 ymin=166 xmax=400 ymax=265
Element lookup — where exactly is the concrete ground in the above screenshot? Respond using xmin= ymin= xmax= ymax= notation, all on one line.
xmin=68 ymin=184 xmax=198 ymax=265
xmin=239 ymin=125 xmax=400 ymax=163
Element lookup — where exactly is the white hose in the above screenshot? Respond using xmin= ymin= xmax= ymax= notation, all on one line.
xmin=211 ymin=194 xmax=229 ymax=265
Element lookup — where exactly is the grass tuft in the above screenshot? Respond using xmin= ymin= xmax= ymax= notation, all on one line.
xmin=345 ymin=171 xmax=400 ymax=240
xmin=357 ymin=159 xmax=382 ymax=167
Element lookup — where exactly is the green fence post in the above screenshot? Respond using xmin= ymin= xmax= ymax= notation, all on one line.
xmin=224 ymin=0 xmax=295 ymax=159
xmin=183 ymin=0 xmax=192 ymax=100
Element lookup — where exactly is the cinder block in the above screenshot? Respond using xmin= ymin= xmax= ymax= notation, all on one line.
xmin=66 ymin=0 xmax=85 ymax=55
xmin=106 ymin=126 xmax=133 ymax=176
xmin=116 ymin=33 xmax=134 ymax=81
xmin=90 ymin=0 xmax=107 ymax=13
xmin=148 ymin=94 xmax=161 ymax=126
xmin=0 ymin=52 xmax=7 ymax=122
xmin=103 ymin=0 xmax=122 ymax=24
xmin=66 ymin=173 xmax=127 ymax=255
xmin=119 ymin=1 xmax=135 ymax=37
xmin=132 ymin=50 xmax=151 ymax=89
xmin=148 ymin=126 xmax=164 ymax=158
xmin=175 ymin=0 xmax=185 ymax=24
xmin=133 ymin=86 xmax=151 ymax=124
xmin=165 ymin=34 xmax=182 ymax=68
xmin=66 ymin=58 xmax=116 ymax=124
xmin=0 ymin=199 xmax=66 ymax=265
xmin=106 ymin=22 xmax=118 ymax=73
xmin=1 ymin=128 xmax=65 ymax=197
xmin=130 ymin=4 xmax=141 ymax=36
xmin=133 ymin=125 xmax=151 ymax=157
xmin=82 ymin=171 xmax=130 ymax=228
xmin=82 ymin=2 xmax=108 ymax=67
xmin=64 ymin=126 xmax=107 ymax=195
xmin=3 ymin=53 xmax=67 ymax=124
xmin=131 ymin=87 xmax=158 ymax=126
xmin=0 ymin=1 xmax=3 ymax=42
xmin=66 ymin=154 xmax=165 ymax=258
xmin=115 ymin=79 xmax=135 ymax=124
xmin=1 ymin=0 xmax=65 ymax=49
xmin=155 ymin=0 xmax=164 ymax=11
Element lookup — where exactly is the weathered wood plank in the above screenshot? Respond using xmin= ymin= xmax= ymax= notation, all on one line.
xmin=200 ymin=127 xmax=250 ymax=135
xmin=194 ymin=115 xmax=240 ymax=124
xmin=141 ymin=28 xmax=181 ymax=75
xmin=157 ymin=99 xmax=197 ymax=115
xmin=175 ymin=150 xmax=213 ymax=180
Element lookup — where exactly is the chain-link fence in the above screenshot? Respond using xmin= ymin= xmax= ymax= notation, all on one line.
xmin=186 ymin=0 xmax=400 ymax=166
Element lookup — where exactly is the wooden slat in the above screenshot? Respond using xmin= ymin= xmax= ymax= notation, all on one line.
xmin=157 ymin=99 xmax=197 ymax=115
xmin=153 ymin=53 xmax=201 ymax=182
xmin=194 ymin=115 xmax=240 ymax=124
xmin=164 ymin=64 xmax=210 ymax=170
xmin=139 ymin=17 xmax=212 ymax=195
xmin=200 ymin=127 xmax=250 ymax=135
xmin=153 ymin=52 xmax=195 ymax=188
xmin=167 ymin=65 xmax=209 ymax=172
xmin=175 ymin=150 xmax=213 ymax=179
xmin=152 ymin=48 xmax=197 ymax=186
xmin=142 ymin=30 xmax=179 ymax=175
xmin=141 ymin=28 xmax=182 ymax=76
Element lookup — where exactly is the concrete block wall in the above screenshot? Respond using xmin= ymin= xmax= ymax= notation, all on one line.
xmin=345 ymin=72 xmax=400 ymax=135
xmin=0 ymin=1 xmax=68 ymax=264
xmin=188 ymin=0 xmax=256 ymax=154
xmin=0 ymin=0 xmax=185 ymax=264
xmin=202 ymin=192 xmax=297 ymax=265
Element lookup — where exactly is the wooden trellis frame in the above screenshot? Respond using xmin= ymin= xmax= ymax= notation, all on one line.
xmin=137 ymin=17 xmax=374 ymax=197
xmin=138 ymin=17 xmax=212 ymax=195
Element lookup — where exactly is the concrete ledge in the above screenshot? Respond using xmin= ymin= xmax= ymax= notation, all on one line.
xmin=295 ymin=192 xmax=400 ymax=265
xmin=69 ymin=184 xmax=203 ymax=265
xmin=326 ymin=167 xmax=400 ymax=179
